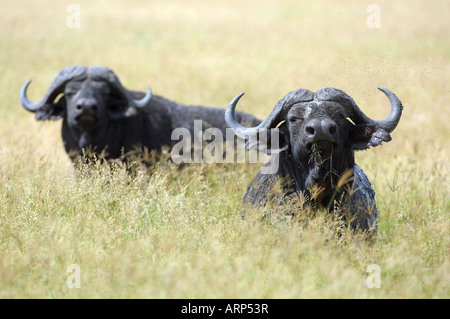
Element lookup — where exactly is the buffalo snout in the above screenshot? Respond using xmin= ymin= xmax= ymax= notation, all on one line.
xmin=304 ymin=117 xmax=337 ymax=147
xmin=73 ymin=97 xmax=99 ymax=122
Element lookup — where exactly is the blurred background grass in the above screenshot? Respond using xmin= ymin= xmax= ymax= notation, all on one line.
xmin=0 ymin=0 xmax=448 ymax=298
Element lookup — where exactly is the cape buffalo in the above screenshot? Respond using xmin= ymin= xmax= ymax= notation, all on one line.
xmin=225 ymin=87 xmax=403 ymax=231
xmin=20 ymin=65 xmax=260 ymax=163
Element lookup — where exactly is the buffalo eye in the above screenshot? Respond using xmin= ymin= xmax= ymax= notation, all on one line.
xmin=289 ymin=116 xmax=299 ymax=123
xmin=65 ymin=92 xmax=75 ymax=99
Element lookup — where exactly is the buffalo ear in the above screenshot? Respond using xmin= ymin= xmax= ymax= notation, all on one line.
xmin=35 ymin=96 xmax=65 ymax=121
xmin=245 ymin=123 xmax=289 ymax=154
xmin=350 ymin=124 xmax=391 ymax=150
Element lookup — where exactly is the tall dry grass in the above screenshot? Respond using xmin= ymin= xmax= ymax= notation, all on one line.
xmin=0 ymin=0 xmax=448 ymax=298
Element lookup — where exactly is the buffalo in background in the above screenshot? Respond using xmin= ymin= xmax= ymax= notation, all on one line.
xmin=20 ymin=65 xmax=260 ymax=164
xmin=225 ymin=87 xmax=403 ymax=232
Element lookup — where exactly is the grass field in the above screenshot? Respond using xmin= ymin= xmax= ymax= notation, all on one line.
xmin=0 ymin=0 xmax=448 ymax=298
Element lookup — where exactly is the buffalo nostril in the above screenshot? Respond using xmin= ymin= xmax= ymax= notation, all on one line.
xmin=306 ymin=127 xmax=315 ymax=135
xmin=306 ymin=126 xmax=315 ymax=136
xmin=329 ymin=125 xmax=336 ymax=135
xmin=76 ymin=103 xmax=97 ymax=112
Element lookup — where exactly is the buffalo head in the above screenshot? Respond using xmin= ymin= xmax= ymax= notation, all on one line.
xmin=225 ymin=87 xmax=403 ymax=215
xmin=20 ymin=65 xmax=152 ymax=151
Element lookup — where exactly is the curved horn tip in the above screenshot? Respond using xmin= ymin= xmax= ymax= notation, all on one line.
xmin=19 ymin=80 xmax=40 ymax=111
xmin=20 ymin=79 xmax=32 ymax=93
xmin=20 ymin=79 xmax=30 ymax=94
xmin=225 ymin=92 xmax=245 ymax=120
xmin=377 ymin=87 xmax=403 ymax=107
xmin=229 ymin=92 xmax=245 ymax=107
xmin=133 ymin=86 xmax=152 ymax=108
xmin=225 ymin=92 xmax=246 ymax=130
xmin=378 ymin=87 xmax=401 ymax=102
xmin=377 ymin=87 xmax=390 ymax=94
xmin=376 ymin=86 xmax=403 ymax=133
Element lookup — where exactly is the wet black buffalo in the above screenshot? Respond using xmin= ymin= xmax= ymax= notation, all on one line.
xmin=225 ymin=87 xmax=403 ymax=231
xmin=20 ymin=65 xmax=260 ymax=163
